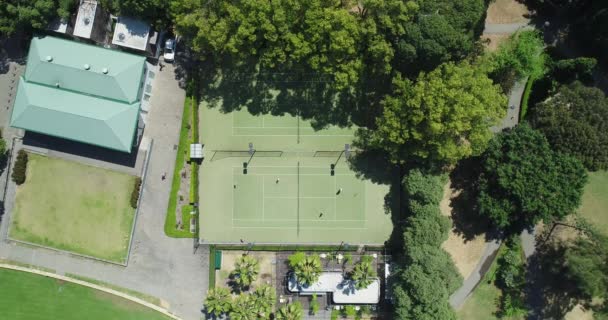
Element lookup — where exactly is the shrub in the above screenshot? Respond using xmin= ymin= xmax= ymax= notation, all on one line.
xmin=519 ymin=76 xmax=535 ymax=120
xmin=130 ymin=177 xmax=142 ymax=208
xmin=11 ymin=150 xmax=28 ymax=185
xmin=310 ymin=293 xmax=320 ymax=315
xmin=343 ymin=305 xmax=357 ymax=317
xmin=287 ymin=252 xmax=306 ymax=268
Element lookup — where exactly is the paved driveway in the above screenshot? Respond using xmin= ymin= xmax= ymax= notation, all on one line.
xmin=0 ymin=63 xmax=208 ymax=320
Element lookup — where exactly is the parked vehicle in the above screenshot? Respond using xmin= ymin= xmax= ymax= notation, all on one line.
xmin=163 ymin=38 xmax=176 ymax=62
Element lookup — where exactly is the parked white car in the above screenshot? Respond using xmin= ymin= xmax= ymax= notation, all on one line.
xmin=163 ymin=38 xmax=176 ymax=62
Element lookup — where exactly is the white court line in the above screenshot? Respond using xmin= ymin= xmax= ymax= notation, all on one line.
xmin=264 ymin=196 xmax=336 ymax=199
xmin=232 ymin=226 xmax=367 ymax=230
xmin=233 ymin=134 xmax=354 ymax=137
xmin=233 ymin=218 xmax=367 ymax=222
xmin=262 ymin=175 xmax=265 ymax=221
xmin=334 ymin=175 xmax=337 ymax=221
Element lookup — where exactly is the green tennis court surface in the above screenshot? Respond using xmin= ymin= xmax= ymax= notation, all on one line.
xmin=199 ymin=105 xmax=392 ymax=245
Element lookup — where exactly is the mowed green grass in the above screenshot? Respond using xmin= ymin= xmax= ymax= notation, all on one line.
xmin=457 ymin=245 xmax=524 ymax=320
xmin=579 ymin=170 xmax=608 ymax=235
xmin=0 ymin=268 xmax=171 ymax=320
xmin=10 ymin=154 xmax=136 ymax=263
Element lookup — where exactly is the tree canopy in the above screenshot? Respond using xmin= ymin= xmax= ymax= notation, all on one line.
xmin=564 ymin=234 xmax=608 ymax=303
xmin=0 ymin=0 xmax=73 ymax=35
xmin=392 ymin=170 xmax=461 ymax=320
xmin=531 ymin=81 xmax=608 ymax=171
xmin=362 ymin=61 xmax=506 ymax=166
xmin=476 ymin=124 xmax=587 ymax=232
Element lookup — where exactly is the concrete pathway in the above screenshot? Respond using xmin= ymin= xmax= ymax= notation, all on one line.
xmin=0 ymin=63 xmax=209 ymax=320
xmin=491 ymin=77 xmax=528 ymax=133
xmin=484 ymin=22 xmax=533 ymax=34
xmin=450 ymin=21 xmax=534 ymax=309
xmin=449 ymin=238 xmax=501 ymax=308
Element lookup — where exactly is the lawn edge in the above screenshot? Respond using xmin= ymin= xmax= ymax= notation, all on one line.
xmin=0 ymin=263 xmax=181 ymax=320
xmin=164 ymin=96 xmax=194 ymax=238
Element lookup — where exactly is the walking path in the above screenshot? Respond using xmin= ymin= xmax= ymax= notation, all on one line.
xmin=449 ymin=238 xmax=501 ymax=308
xmin=0 ymin=63 xmax=208 ymax=320
xmin=450 ymin=20 xmax=532 ymax=309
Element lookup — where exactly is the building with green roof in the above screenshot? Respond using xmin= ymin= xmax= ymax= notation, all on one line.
xmin=10 ymin=36 xmax=148 ymax=152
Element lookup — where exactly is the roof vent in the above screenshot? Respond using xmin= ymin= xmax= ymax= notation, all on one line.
xmin=84 ymin=17 xmax=91 ymax=25
xmin=102 ymin=67 xmax=109 ymax=74
xmin=118 ymin=33 xmax=126 ymax=41
xmin=84 ymin=64 xmax=90 ymax=70
xmin=46 ymin=56 xmax=53 ymax=62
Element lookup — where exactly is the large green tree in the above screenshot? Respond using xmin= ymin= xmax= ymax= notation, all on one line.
xmin=362 ymin=61 xmax=506 ymax=166
xmin=275 ymin=302 xmax=303 ymax=320
xmin=476 ymin=124 xmax=587 ymax=231
xmin=350 ymin=256 xmax=377 ymax=290
xmin=393 ymin=170 xmax=461 ymax=320
xmin=564 ymin=233 xmax=608 ymax=303
xmin=203 ymin=287 xmax=232 ymax=317
xmin=531 ymin=81 xmax=608 ymax=171
xmin=0 ymin=0 xmax=73 ymax=34
xmin=395 ymin=0 xmax=487 ymax=74
xmin=251 ymin=285 xmax=276 ymax=318
xmin=172 ymin=0 xmax=364 ymax=89
xmin=230 ymin=255 xmax=260 ymax=290
xmin=292 ymin=255 xmax=322 ymax=287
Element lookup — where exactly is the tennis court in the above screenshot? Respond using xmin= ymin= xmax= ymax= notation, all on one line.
xmin=199 ymin=104 xmax=392 ymax=245
xmin=233 ymin=165 xmax=365 ymax=229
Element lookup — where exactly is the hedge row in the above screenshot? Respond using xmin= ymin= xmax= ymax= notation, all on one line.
xmin=11 ymin=150 xmax=28 ymax=185
xmin=130 ymin=177 xmax=142 ymax=209
xmin=393 ymin=170 xmax=462 ymax=319
xmin=519 ymin=76 xmax=535 ymax=121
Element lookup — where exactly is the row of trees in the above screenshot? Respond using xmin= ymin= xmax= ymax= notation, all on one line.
xmin=205 ymin=285 xmax=303 ymax=319
xmin=0 ymin=0 xmax=74 ymax=35
xmin=206 ymin=254 xmax=303 ymax=319
xmin=393 ymin=170 xmax=462 ymax=319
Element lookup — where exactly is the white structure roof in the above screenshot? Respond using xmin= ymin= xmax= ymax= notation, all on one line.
xmin=112 ymin=17 xmax=150 ymax=51
xmin=48 ymin=18 xmax=68 ymax=34
xmin=191 ymin=144 xmax=204 ymax=159
xmin=288 ymin=272 xmax=380 ymax=304
xmin=73 ymin=0 xmax=97 ymax=39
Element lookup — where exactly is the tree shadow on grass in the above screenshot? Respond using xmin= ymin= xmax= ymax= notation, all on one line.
xmin=525 ymin=239 xmax=583 ymax=320
xmin=191 ymin=55 xmax=388 ymax=130
xmin=348 ymin=149 xmax=405 ymax=252
xmin=448 ymin=156 xmax=495 ymax=242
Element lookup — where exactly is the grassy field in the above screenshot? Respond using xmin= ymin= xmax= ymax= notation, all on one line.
xmin=457 ymin=244 xmax=524 ymax=320
xmin=579 ymin=170 xmax=608 ymax=235
xmin=0 ymin=268 xmax=171 ymax=320
xmin=10 ymin=154 xmax=136 ymax=263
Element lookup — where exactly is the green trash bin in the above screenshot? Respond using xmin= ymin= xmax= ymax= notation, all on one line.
xmin=215 ymin=250 xmax=222 ymax=270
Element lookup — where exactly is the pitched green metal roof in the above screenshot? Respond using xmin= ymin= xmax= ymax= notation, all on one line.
xmin=25 ymin=36 xmax=145 ymax=103
xmin=10 ymin=36 xmax=145 ymax=153
xmin=11 ymin=78 xmax=139 ymax=152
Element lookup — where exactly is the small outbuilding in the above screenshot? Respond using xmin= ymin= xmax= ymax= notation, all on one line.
xmin=288 ymin=272 xmax=380 ymax=305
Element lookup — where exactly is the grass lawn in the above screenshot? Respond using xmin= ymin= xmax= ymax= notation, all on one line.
xmin=579 ymin=170 xmax=608 ymax=235
xmin=164 ymin=96 xmax=194 ymax=238
xmin=10 ymin=154 xmax=137 ymax=263
xmin=457 ymin=244 xmax=524 ymax=320
xmin=0 ymin=268 xmax=171 ymax=320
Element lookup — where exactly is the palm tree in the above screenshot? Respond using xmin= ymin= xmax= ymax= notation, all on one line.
xmin=276 ymin=301 xmax=303 ymax=320
xmin=350 ymin=258 xmax=377 ymax=290
xmin=203 ymin=287 xmax=232 ymax=317
xmin=251 ymin=284 xmax=276 ymax=318
xmin=294 ymin=255 xmax=322 ymax=286
xmin=229 ymin=294 xmax=257 ymax=320
xmin=231 ymin=255 xmax=260 ymax=290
